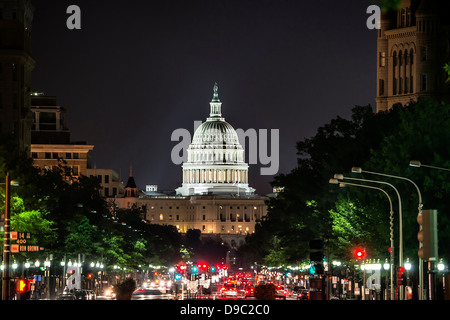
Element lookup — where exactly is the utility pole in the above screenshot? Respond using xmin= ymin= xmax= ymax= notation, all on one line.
xmin=2 ymin=172 xmax=11 ymax=300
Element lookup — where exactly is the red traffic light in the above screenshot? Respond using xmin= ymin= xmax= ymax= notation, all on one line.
xmin=196 ymin=262 xmax=208 ymax=270
xmin=178 ymin=264 xmax=187 ymax=272
xmin=16 ymin=279 xmax=29 ymax=293
xmin=354 ymin=248 xmax=365 ymax=260
xmin=87 ymin=273 xmax=93 ymax=279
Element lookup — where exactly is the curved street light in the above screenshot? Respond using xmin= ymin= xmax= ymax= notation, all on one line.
xmin=334 ymin=175 xmax=403 ymax=262
xmin=351 ymin=167 xmax=423 ymax=300
xmin=410 ymin=160 xmax=450 ymax=172
xmin=330 ymin=178 xmax=395 ymax=300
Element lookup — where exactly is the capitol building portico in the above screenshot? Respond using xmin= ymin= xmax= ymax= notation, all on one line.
xmin=176 ymin=83 xmax=255 ymax=196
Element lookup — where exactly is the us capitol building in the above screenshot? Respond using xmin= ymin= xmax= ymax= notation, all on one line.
xmin=111 ymin=84 xmax=268 ymax=248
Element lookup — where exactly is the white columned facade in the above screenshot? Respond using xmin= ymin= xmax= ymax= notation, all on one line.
xmin=176 ymin=83 xmax=255 ymax=196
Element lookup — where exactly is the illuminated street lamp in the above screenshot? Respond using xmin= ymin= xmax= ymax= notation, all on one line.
xmin=330 ymin=178 xmax=395 ymax=300
xmin=437 ymin=259 xmax=445 ymax=272
xmin=405 ymin=258 xmax=412 ymax=271
xmin=351 ymin=167 xmax=423 ymax=300
xmin=409 ymin=160 xmax=450 ymax=172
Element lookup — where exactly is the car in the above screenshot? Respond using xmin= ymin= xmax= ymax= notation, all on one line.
xmin=56 ymin=293 xmax=77 ymax=300
xmin=131 ymin=288 xmax=173 ymax=300
xmin=297 ymin=289 xmax=309 ymax=300
xmin=219 ymin=284 xmax=241 ymax=298
xmin=74 ymin=289 xmax=96 ymax=300
xmin=243 ymin=286 xmax=255 ymax=298
xmin=102 ymin=286 xmax=116 ymax=300
xmin=275 ymin=285 xmax=288 ymax=300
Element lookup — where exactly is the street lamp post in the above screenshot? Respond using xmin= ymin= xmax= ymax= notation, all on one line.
xmin=409 ymin=160 xmax=450 ymax=300
xmin=334 ymin=173 xmax=404 ymax=299
xmin=351 ymin=167 xmax=423 ymax=300
xmin=2 ymin=172 xmax=11 ymax=301
xmin=330 ymin=179 xmax=395 ymax=300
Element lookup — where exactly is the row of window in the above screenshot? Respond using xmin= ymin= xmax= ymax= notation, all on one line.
xmin=149 ymin=212 xmax=256 ymax=222
xmin=379 ymin=74 xmax=427 ymax=96
xmin=32 ymin=152 xmax=80 ymax=159
xmin=40 ymin=165 xmax=79 ymax=176
xmin=89 ymin=174 xmax=110 ymax=184
xmin=103 ymin=187 xmax=118 ymax=197
xmin=146 ymin=205 xmax=259 ymax=211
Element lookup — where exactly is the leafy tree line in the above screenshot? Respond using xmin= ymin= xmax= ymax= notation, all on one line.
xmin=0 ymin=136 xmax=183 ymax=275
xmin=240 ymin=98 xmax=450 ymax=269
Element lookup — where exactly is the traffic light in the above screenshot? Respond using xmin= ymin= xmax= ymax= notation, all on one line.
xmin=396 ymin=266 xmax=405 ymax=286
xmin=177 ymin=264 xmax=187 ymax=273
xmin=417 ymin=209 xmax=438 ymax=261
xmin=16 ymin=279 xmax=30 ymax=293
xmin=86 ymin=273 xmax=93 ymax=279
xmin=197 ymin=263 xmax=208 ymax=271
xmin=174 ymin=273 xmax=182 ymax=281
xmin=354 ymin=248 xmax=366 ymax=260
xmin=309 ymin=239 xmax=324 ymax=275
xmin=191 ymin=265 xmax=198 ymax=274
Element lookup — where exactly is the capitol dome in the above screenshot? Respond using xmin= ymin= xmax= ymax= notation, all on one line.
xmin=175 ymin=83 xmax=255 ymax=196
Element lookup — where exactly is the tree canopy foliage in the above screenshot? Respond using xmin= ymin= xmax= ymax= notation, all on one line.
xmin=241 ymin=98 xmax=450 ymax=268
xmin=0 ymin=135 xmax=182 ymax=273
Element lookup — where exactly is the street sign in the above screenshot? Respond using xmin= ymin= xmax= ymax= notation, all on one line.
xmin=10 ymin=232 xmax=32 ymax=242
xmin=11 ymin=244 xmax=44 ymax=253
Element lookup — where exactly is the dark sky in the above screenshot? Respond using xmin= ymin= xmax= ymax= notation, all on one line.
xmin=31 ymin=0 xmax=378 ymax=194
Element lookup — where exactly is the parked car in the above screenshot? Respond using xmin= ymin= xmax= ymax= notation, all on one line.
xmin=131 ymin=288 xmax=173 ymax=300
xmin=74 ymin=289 xmax=96 ymax=300
xmin=56 ymin=293 xmax=77 ymax=300
xmin=297 ymin=289 xmax=309 ymax=300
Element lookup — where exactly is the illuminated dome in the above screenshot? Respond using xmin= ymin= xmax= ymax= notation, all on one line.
xmin=176 ymin=83 xmax=255 ymax=196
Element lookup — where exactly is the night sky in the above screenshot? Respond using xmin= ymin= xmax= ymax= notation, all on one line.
xmin=31 ymin=0 xmax=378 ymax=194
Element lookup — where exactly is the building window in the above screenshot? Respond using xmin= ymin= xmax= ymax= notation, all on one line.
xmin=379 ymin=79 xmax=385 ymax=96
xmin=420 ymin=74 xmax=427 ymax=91
xmin=52 ymin=152 xmax=59 ymax=159
xmin=160 ymin=214 xmax=164 ymax=220
xmin=203 ymin=215 xmax=206 ymax=220
xmin=420 ymin=46 xmax=427 ymax=61
xmin=104 ymin=187 xmax=109 ymax=197
xmin=32 ymin=152 xmax=38 ymax=159
xmin=379 ymin=52 xmax=386 ymax=67
xmin=72 ymin=166 xmax=79 ymax=176
xmin=66 ymin=153 xmax=72 ymax=159
xmin=45 ymin=152 xmax=51 ymax=159
xmin=73 ymin=153 xmax=79 ymax=159
xmin=105 ymin=175 xmax=109 ymax=183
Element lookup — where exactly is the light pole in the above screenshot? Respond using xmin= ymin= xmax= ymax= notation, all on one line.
xmin=409 ymin=160 xmax=450 ymax=172
xmin=329 ymin=179 xmax=395 ymax=300
xmin=351 ymin=167 xmax=423 ymax=300
xmin=2 ymin=172 xmax=11 ymax=301
xmin=1 ymin=173 xmax=18 ymax=300
xmin=409 ymin=160 xmax=450 ymax=300
xmin=334 ymin=173 xmax=404 ymax=299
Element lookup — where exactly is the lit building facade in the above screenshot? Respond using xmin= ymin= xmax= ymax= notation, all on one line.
xmin=112 ymin=84 xmax=267 ymax=248
xmin=376 ymin=0 xmax=450 ymax=112
xmin=30 ymin=92 xmax=94 ymax=177
xmin=176 ymin=83 xmax=255 ymax=196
